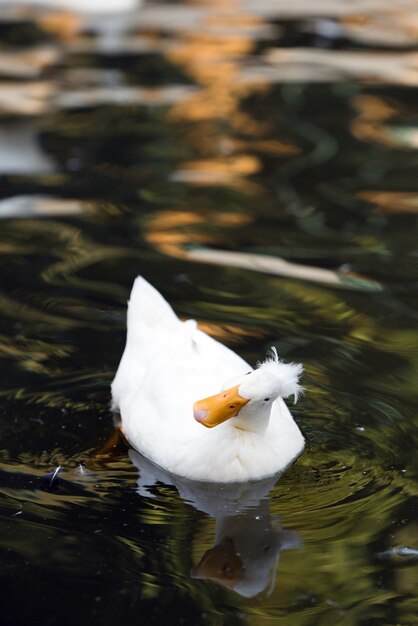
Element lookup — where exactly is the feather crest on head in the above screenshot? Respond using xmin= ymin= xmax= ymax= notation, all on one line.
xmin=239 ymin=347 xmax=304 ymax=404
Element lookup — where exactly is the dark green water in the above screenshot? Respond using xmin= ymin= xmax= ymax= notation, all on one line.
xmin=0 ymin=2 xmax=417 ymax=625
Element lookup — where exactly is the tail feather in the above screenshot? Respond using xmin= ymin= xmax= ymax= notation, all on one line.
xmin=111 ymin=277 xmax=180 ymax=408
xmin=128 ymin=276 xmax=179 ymax=337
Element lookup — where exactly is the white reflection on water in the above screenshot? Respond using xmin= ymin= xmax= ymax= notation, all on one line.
xmin=0 ymin=46 xmax=59 ymax=78
xmin=263 ymin=48 xmax=418 ymax=86
xmin=184 ymin=246 xmax=383 ymax=292
xmin=0 ymin=196 xmax=83 ymax=218
xmin=55 ymin=85 xmax=199 ymax=110
xmin=0 ymin=81 xmax=53 ymax=116
xmin=0 ymin=0 xmax=139 ymax=13
xmin=130 ymin=450 xmax=301 ymax=598
xmin=0 ymin=123 xmax=55 ymax=175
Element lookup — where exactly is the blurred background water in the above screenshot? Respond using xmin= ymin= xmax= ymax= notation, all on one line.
xmin=0 ymin=1 xmax=418 ymax=625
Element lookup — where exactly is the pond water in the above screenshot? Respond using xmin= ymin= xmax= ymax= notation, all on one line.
xmin=1 ymin=1 xmax=417 ymax=625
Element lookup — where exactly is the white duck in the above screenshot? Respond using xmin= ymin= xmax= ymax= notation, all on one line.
xmin=111 ymin=277 xmax=305 ymax=482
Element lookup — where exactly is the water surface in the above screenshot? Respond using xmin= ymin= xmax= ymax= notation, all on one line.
xmin=0 ymin=1 xmax=417 ymax=625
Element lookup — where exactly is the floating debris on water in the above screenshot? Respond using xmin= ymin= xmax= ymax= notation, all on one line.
xmin=39 ymin=465 xmax=63 ymax=492
xmin=377 ymin=546 xmax=418 ymax=562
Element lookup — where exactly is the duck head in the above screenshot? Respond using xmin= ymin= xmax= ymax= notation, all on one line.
xmin=191 ymin=536 xmax=245 ymax=590
xmin=193 ymin=349 xmax=303 ymax=432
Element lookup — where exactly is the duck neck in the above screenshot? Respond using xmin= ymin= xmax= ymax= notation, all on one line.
xmin=229 ymin=403 xmax=271 ymax=435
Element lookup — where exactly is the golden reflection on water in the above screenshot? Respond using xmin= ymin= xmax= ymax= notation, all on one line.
xmin=351 ymin=94 xmax=402 ymax=149
xmin=170 ymin=154 xmax=261 ymax=190
xmin=144 ymin=209 xmax=254 ymax=258
xmin=357 ymin=191 xmax=418 ymax=214
xmin=37 ymin=11 xmax=80 ymax=42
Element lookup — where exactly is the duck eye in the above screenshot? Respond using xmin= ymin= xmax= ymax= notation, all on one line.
xmin=245 ymin=372 xmax=251 ymax=376
xmin=264 ymin=398 xmax=270 ymax=402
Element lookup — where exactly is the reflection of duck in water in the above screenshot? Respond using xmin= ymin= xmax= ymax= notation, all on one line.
xmin=130 ymin=450 xmax=300 ymax=598
xmin=191 ymin=502 xmax=299 ymax=598
xmin=112 ymin=277 xmax=304 ymax=482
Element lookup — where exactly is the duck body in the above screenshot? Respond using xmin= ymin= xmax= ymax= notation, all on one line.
xmin=111 ymin=277 xmax=305 ymax=482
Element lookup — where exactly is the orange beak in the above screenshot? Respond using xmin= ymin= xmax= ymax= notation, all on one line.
xmin=193 ymin=384 xmax=249 ymax=428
